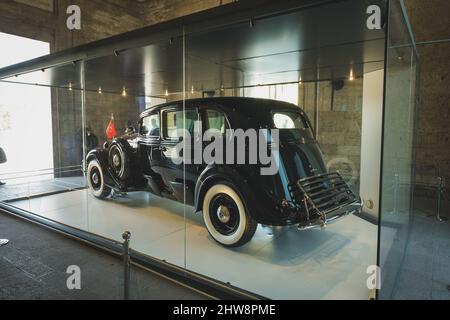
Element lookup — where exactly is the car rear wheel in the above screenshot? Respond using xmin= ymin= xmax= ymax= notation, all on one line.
xmin=87 ymin=159 xmax=111 ymax=199
xmin=202 ymin=183 xmax=257 ymax=247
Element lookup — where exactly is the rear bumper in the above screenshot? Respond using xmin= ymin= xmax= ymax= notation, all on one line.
xmin=297 ymin=199 xmax=362 ymax=230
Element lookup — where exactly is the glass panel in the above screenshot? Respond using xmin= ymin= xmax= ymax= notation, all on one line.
xmin=0 ymin=63 xmax=87 ymax=226
xmin=378 ymin=0 xmax=418 ymax=299
xmin=83 ymin=34 xmax=186 ymax=269
xmin=184 ymin=0 xmax=386 ymax=299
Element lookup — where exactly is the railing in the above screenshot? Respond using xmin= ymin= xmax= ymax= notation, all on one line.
xmin=386 ymin=173 xmax=447 ymax=222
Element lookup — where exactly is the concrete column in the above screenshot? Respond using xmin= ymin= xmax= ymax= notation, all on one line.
xmin=359 ymin=69 xmax=384 ymax=218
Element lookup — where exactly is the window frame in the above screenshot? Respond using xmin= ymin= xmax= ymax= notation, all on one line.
xmin=202 ymin=107 xmax=231 ymax=136
xmin=161 ymin=106 xmax=199 ymax=142
xmin=139 ymin=111 xmax=161 ymax=140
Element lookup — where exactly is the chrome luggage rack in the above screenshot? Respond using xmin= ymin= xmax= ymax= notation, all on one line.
xmin=291 ymin=172 xmax=361 ymax=230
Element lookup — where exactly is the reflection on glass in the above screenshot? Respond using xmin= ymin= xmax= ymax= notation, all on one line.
xmin=184 ymin=0 xmax=384 ymax=299
xmin=378 ymin=0 xmax=418 ymax=299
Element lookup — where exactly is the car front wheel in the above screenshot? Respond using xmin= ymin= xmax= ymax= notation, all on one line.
xmin=87 ymin=159 xmax=111 ymax=199
xmin=202 ymin=183 xmax=257 ymax=247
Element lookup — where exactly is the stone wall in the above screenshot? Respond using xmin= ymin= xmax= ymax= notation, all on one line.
xmin=300 ymin=80 xmax=363 ymax=190
xmin=0 ymin=0 xmax=232 ymax=51
xmin=403 ymin=0 xmax=450 ymax=197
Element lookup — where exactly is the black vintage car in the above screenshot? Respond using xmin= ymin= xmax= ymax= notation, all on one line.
xmin=86 ymin=97 xmax=361 ymax=247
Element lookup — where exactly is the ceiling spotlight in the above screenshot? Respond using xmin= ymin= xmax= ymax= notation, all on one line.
xmin=349 ymin=69 xmax=355 ymax=81
xmin=122 ymin=87 xmax=127 ymax=97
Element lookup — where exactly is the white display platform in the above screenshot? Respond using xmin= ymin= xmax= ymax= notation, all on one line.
xmin=10 ymin=189 xmax=377 ymax=299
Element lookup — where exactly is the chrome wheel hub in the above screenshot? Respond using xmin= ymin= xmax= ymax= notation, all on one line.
xmin=92 ymin=172 xmax=99 ymax=185
xmin=113 ymin=154 xmax=121 ymax=167
xmin=216 ymin=205 xmax=231 ymax=223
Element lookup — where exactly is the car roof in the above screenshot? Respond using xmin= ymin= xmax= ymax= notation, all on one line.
xmin=140 ymin=97 xmax=302 ymax=119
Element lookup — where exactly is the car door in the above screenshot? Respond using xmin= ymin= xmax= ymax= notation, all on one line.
xmin=155 ymin=105 xmax=199 ymax=203
xmin=137 ymin=111 xmax=163 ymax=188
xmin=199 ymin=104 xmax=231 ymax=167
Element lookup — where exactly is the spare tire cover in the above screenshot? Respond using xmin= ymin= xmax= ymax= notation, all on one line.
xmin=108 ymin=141 xmax=131 ymax=180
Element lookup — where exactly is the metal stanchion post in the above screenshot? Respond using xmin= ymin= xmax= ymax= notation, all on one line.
xmin=436 ymin=177 xmax=447 ymax=222
xmin=122 ymin=231 xmax=131 ymax=300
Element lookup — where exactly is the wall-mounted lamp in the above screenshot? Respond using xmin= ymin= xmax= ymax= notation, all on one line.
xmin=191 ymin=85 xmax=195 ymax=94
xmin=122 ymin=87 xmax=127 ymax=97
xmin=68 ymin=82 xmax=73 ymax=91
xmin=165 ymin=89 xmax=169 ymax=97
xmin=98 ymin=86 xmax=102 ymax=94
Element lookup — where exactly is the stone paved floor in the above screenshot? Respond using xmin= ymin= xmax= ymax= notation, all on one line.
xmin=390 ymin=197 xmax=450 ymax=300
xmin=0 ymin=211 xmax=207 ymax=300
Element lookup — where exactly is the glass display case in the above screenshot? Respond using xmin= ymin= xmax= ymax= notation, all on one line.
xmin=0 ymin=0 xmax=422 ymax=299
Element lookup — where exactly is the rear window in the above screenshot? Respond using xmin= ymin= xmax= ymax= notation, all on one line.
xmin=272 ymin=111 xmax=307 ymax=129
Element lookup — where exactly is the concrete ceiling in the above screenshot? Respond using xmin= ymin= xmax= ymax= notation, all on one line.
xmin=0 ymin=0 xmax=387 ymax=97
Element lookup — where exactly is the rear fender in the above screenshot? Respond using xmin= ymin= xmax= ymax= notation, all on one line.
xmin=194 ymin=164 xmax=255 ymax=218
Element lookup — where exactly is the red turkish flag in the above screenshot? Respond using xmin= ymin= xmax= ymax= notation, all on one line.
xmin=106 ymin=115 xmax=117 ymax=140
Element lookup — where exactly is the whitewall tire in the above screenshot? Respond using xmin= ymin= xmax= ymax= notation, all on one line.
xmin=87 ymin=159 xmax=111 ymax=199
xmin=202 ymin=183 xmax=257 ymax=247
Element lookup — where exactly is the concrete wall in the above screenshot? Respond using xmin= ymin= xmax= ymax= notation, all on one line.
xmin=360 ymin=70 xmax=384 ymax=217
